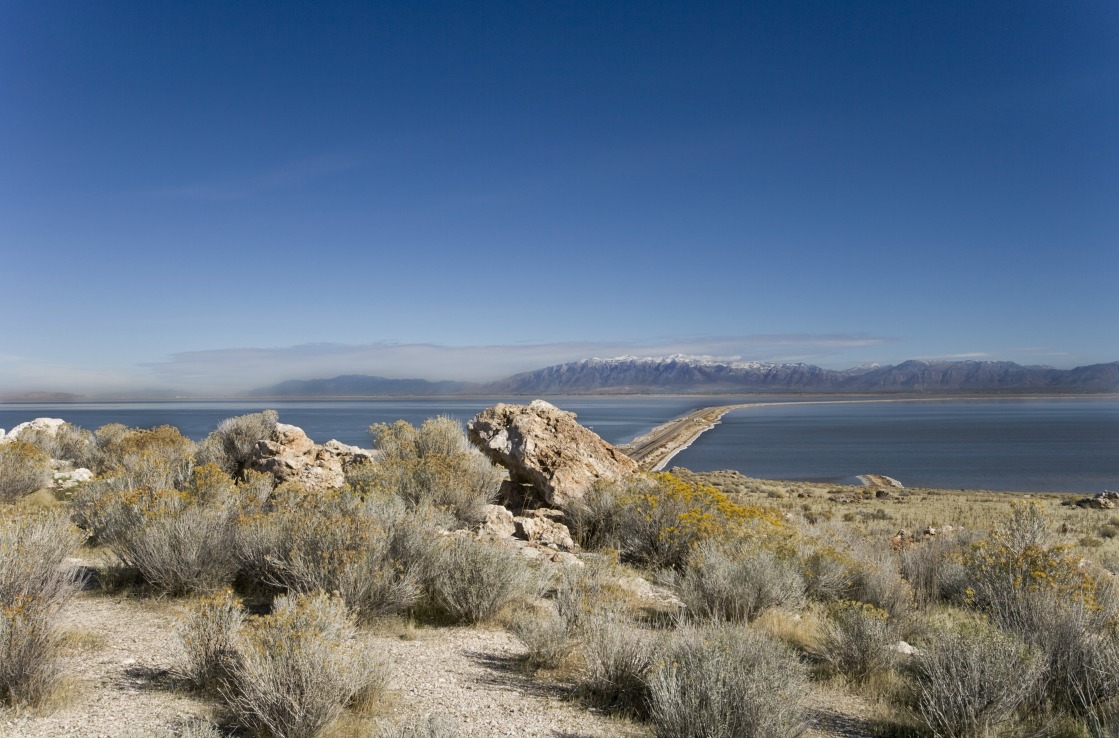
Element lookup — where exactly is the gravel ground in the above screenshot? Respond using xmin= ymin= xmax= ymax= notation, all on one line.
xmin=0 ymin=594 xmax=211 ymax=738
xmin=370 ymin=626 xmax=646 ymax=737
xmin=0 ymin=592 xmax=647 ymax=738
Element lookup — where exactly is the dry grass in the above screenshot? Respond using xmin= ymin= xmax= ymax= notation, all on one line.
xmin=689 ymin=471 xmax=1119 ymax=567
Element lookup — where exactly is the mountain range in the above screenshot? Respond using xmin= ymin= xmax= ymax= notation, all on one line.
xmin=246 ymin=356 xmax=1119 ymax=397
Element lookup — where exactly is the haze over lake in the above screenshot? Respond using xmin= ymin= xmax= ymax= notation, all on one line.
xmin=3 ymin=397 xmax=1116 ymax=495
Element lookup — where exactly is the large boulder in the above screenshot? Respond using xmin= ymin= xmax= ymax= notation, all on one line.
xmin=0 ymin=418 xmax=66 ymax=444
xmin=467 ymin=400 xmax=639 ymax=509
xmin=247 ymin=423 xmax=374 ymax=491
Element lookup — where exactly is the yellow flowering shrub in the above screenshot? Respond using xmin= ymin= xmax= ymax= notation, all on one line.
xmin=92 ymin=423 xmax=196 ymax=490
xmin=572 ymin=472 xmax=785 ymax=570
xmin=963 ymin=502 xmax=1101 ymax=630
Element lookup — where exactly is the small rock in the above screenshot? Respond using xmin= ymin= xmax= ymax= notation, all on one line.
xmin=512 ymin=516 xmax=575 ymax=552
xmin=479 ymin=504 xmax=516 ymax=538
xmin=53 ymin=468 xmax=94 ymax=490
xmin=892 ymin=640 xmax=918 ymax=655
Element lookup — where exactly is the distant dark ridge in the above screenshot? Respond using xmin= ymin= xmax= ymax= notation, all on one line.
xmin=246 ymin=374 xmax=476 ymax=397
xmin=244 ymin=359 xmax=1119 ymax=397
xmin=0 ymin=391 xmax=84 ymax=402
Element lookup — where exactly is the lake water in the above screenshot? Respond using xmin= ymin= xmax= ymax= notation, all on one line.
xmin=2 ymin=396 xmax=1116 ymax=494
xmin=672 ymin=398 xmax=1119 ymax=493
xmin=0 ymin=397 xmax=711 ymax=449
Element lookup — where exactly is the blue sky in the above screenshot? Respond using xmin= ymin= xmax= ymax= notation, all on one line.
xmin=1 ymin=1 xmax=1116 ymax=395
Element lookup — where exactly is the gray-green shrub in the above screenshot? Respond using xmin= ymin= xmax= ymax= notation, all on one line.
xmin=220 ymin=592 xmax=387 ymax=738
xmin=509 ymin=604 xmax=577 ymax=669
xmin=197 ymin=410 xmax=278 ymax=477
xmin=0 ymin=513 xmax=83 ymax=706
xmin=0 ymin=513 xmax=84 ymax=607
xmin=899 ymin=531 xmax=975 ymax=607
xmin=375 ymin=714 xmax=461 ymax=738
xmin=801 ymin=526 xmax=912 ymax=617
xmin=239 ymin=487 xmax=444 ymax=620
xmin=566 ymin=479 xmax=627 ymax=552
xmin=176 ymin=589 xmax=244 ymax=694
xmin=429 ymin=535 xmax=538 ymax=624
xmin=648 ymin=623 xmax=807 ymax=738
xmin=1018 ymin=583 xmax=1119 ymax=724
xmin=817 ymin=601 xmax=899 ymax=685
xmin=910 ymin=622 xmax=1044 ymax=738
xmin=677 ymin=538 xmax=805 ymax=622
xmin=579 ymin=609 xmax=660 ymax=715
xmin=0 ymin=440 xmax=52 ymax=501
xmin=15 ymin=422 xmax=97 ymax=469
xmin=72 ymin=464 xmax=245 ymax=594
xmin=369 ymin=417 xmax=502 ymax=525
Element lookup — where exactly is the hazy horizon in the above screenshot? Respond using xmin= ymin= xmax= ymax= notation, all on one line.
xmin=3 ymin=2 xmax=1116 ymax=396
xmin=3 ymin=344 xmax=1117 ymax=400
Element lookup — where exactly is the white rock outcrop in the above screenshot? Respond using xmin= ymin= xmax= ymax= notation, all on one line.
xmin=53 ymin=467 xmax=94 ymax=490
xmin=246 ymin=423 xmax=375 ymax=491
xmin=467 ymin=400 xmax=639 ymax=510
xmin=0 ymin=417 xmax=66 ymax=443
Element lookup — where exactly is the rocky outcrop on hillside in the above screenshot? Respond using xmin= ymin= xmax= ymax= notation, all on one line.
xmin=0 ymin=417 xmax=66 ymax=443
xmin=467 ymin=400 xmax=639 ymax=509
xmin=246 ymin=422 xmax=375 ymax=491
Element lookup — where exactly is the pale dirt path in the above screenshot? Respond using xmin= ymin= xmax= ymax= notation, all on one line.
xmin=371 ymin=626 xmax=647 ymax=737
xmin=1 ymin=593 xmax=647 ymax=738
xmin=0 ymin=593 xmax=211 ymax=738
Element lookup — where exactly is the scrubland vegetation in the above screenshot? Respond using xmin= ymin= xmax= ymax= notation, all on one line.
xmin=1 ymin=411 xmax=1119 ymax=738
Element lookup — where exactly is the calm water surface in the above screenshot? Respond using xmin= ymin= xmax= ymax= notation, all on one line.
xmin=0 ymin=397 xmax=710 ymax=448
xmin=673 ymin=398 xmax=1119 ymax=493
xmin=2 ymin=396 xmax=1116 ymax=494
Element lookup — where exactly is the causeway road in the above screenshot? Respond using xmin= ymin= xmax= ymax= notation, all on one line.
xmin=617 ymin=404 xmax=745 ymax=471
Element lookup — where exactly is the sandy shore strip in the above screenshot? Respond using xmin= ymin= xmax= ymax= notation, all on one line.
xmin=618 ymin=404 xmax=744 ymax=470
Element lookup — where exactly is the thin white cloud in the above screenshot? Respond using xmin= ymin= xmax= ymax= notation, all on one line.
xmin=150 ymin=153 xmax=359 ymax=201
